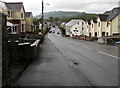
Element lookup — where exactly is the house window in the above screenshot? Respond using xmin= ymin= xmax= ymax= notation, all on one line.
xmin=74 ymin=30 xmax=78 ymax=32
xmin=82 ymin=27 xmax=84 ymax=30
xmin=78 ymin=23 xmax=79 ymax=25
xmin=92 ymin=24 xmax=93 ymax=28
xmin=98 ymin=22 xmax=100 ymax=27
xmin=82 ymin=22 xmax=84 ymax=25
xmin=107 ymin=22 xmax=110 ymax=27
xmin=21 ymin=13 xmax=23 ymax=18
xmin=8 ymin=11 xmax=10 ymax=17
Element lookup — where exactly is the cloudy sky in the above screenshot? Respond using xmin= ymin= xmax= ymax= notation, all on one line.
xmin=2 ymin=0 xmax=120 ymax=16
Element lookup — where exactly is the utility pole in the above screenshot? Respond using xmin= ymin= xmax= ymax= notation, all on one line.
xmin=41 ymin=0 xmax=44 ymax=42
xmin=42 ymin=0 xmax=44 ymax=34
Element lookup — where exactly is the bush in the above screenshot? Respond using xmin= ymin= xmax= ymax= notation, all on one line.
xmin=59 ymin=27 xmax=65 ymax=35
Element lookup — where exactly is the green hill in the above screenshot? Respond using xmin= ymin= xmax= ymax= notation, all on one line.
xmin=34 ymin=11 xmax=98 ymax=21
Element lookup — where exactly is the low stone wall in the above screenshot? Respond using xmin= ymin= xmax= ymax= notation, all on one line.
xmin=7 ymin=39 xmax=41 ymax=85
xmin=72 ymin=35 xmax=93 ymax=41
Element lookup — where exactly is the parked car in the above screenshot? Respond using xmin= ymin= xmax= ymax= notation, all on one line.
xmin=116 ymin=41 xmax=120 ymax=45
xmin=49 ymin=30 xmax=52 ymax=33
xmin=57 ymin=32 xmax=60 ymax=34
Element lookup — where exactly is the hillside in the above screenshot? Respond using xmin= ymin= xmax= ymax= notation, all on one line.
xmin=34 ymin=11 xmax=95 ymax=19
xmin=34 ymin=11 xmax=98 ymax=22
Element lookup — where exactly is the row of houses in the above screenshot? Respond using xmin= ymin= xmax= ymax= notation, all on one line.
xmin=64 ymin=7 xmax=120 ymax=39
xmin=0 ymin=1 xmax=34 ymax=34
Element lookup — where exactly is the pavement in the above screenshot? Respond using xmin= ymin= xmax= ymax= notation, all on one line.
xmin=15 ymin=36 xmax=92 ymax=86
xmin=65 ymin=37 xmax=118 ymax=57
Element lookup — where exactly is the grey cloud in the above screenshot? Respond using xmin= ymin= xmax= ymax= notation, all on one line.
xmin=53 ymin=2 xmax=118 ymax=13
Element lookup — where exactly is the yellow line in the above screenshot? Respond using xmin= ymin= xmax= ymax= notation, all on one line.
xmin=99 ymin=51 xmax=120 ymax=59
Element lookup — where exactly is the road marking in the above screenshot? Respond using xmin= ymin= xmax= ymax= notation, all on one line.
xmin=98 ymin=51 xmax=120 ymax=59
xmin=82 ymin=46 xmax=92 ymax=50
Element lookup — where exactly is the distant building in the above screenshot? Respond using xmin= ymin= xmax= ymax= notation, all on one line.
xmin=65 ymin=19 xmax=86 ymax=37
xmin=25 ymin=12 xmax=34 ymax=32
xmin=0 ymin=1 xmax=7 ymax=14
xmin=90 ymin=17 xmax=97 ymax=37
xmin=85 ymin=20 xmax=91 ymax=37
xmin=105 ymin=7 xmax=120 ymax=36
xmin=96 ymin=14 xmax=108 ymax=37
xmin=61 ymin=22 xmax=66 ymax=28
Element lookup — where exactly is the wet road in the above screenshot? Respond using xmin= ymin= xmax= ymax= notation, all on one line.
xmin=15 ymin=36 xmax=92 ymax=86
xmin=48 ymin=33 xmax=118 ymax=86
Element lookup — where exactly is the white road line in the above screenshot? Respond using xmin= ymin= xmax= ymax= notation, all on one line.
xmin=98 ymin=51 xmax=120 ymax=59
xmin=82 ymin=46 xmax=92 ymax=50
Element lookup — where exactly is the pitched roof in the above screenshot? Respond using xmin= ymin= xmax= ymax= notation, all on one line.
xmin=65 ymin=19 xmax=83 ymax=26
xmin=87 ymin=20 xmax=91 ymax=25
xmin=25 ymin=12 xmax=33 ymax=17
xmin=98 ymin=14 xmax=108 ymax=21
xmin=91 ymin=17 xmax=97 ymax=23
xmin=86 ymin=20 xmax=91 ymax=25
xmin=104 ymin=7 xmax=120 ymax=21
xmin=103 ymin=11 xmax=111 ymax=15
xmin=5 ymin=2 xmax=25 ymax=11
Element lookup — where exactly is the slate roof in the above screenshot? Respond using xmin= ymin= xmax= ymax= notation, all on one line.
xmin=5 ymin=2 xmax=25 ymax=11
xmin=25 ymin=12 xmax=32 ymax=17
xmin=65 ymin=19 xmax=83 ymax=26
xmin=91 ymin=17 xmax=97 ymax=23
xmin=98 ymin=14 xmax=108 ymax=21
xmin=86 ymin=20 xmax=91 ymax=25
xmin=106 ymin=7 xmax=120 ymax=21
xmin=104 ymin=11 xmax=111 ymax=15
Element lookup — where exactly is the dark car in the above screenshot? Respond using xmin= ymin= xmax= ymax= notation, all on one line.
xmin=49 ymin=30 xmax=52 ymax=33
xmin=57 ymin=32 xmax=60 ymax=34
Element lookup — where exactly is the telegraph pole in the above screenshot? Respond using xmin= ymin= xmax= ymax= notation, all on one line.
xmin=42 ymin=0 xmax=44 ymax=34
xmin=41 ymin=0 xmax=44 ymax=42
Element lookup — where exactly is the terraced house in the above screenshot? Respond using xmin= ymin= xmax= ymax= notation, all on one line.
xmin=104 ymin=7 xmax=120 ymax=36
xmin=25 ymin=12 xmax=34 ymax=32
xmin=85 ymin=7 xmax=120 ymax=39
xmin=5 ymin=2 xmax=26 ymax=34
xmin=90 ymin=17 xmax=97 ymax=37
xmin=96 ymin=14 xmax=108 ymax=37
